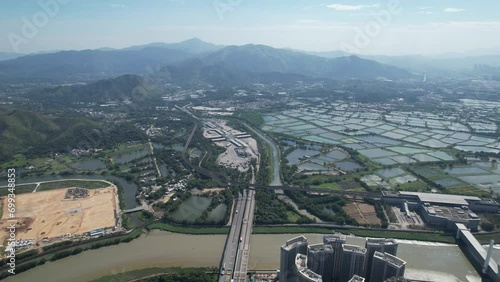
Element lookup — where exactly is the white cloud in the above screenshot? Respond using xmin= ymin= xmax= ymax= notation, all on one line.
xmin=443 ymin=7 xmax=465 ymax=13
xmin=326 ymin=4 xmax=379 ymax=11
xmin=110 ymin=4 xmax=125 ymax=9
xmin=418 ymin=11 xmax=433 ymax=15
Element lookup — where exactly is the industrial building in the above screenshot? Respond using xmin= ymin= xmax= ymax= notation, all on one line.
xmin=340 ymin=244 xmax=367 ymax=282
xmin=382 ymin=191 xmax=499 ymax=230
xmin=280 ymin=236 xmax=309 ymax=282
xmin=307 ymin=244 xmax=334 ymax=282
xmin=369 ymin=252 xmax=406 ymax=282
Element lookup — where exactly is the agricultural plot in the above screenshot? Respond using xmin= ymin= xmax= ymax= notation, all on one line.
xmin=415 ymin=162 xmax=500 ymax=194
xmin=285 ymin=147 xmax=360 ymax=174
xmin=262 ymin=105 xmax=499 ymax=161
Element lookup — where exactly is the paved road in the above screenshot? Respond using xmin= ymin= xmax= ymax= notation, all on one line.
xmin=219 ymin=191 xmax=247 ymax=281
xmin=232 ymin=189 xmax=255 ymax=281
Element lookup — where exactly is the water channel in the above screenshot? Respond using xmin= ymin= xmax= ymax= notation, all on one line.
xmin=244 ymin=124 xmax=282 ymax=186
xmin=4 ymin=231 xmax=480 ymax=282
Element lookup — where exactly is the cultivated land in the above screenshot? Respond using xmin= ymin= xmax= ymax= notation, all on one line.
xmin=0 ymin=186 xmax=118 ymax=243
xmin=343 ymin=202 xmax=381 ymax=226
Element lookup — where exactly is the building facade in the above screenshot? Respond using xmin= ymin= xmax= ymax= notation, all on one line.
xmin=340 ymin=244 xmax=367 ymax=282
xmin=281 ymin=236 xmax=309 ymax=282
xmin=365 ymin=238 xmax=398 ymax=279
xmin=308 ymin=244 xmax=334 ymax=282
xmin=369 ymin=252 xmax=406 ymax=282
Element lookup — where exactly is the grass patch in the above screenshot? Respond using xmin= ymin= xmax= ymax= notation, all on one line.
xmin=147 ymin=223 xmax=229 ymax=235
xmin=37 ymin=180 xmax=110 ymax=191
xmin=109 ymin=143 xmax=148 ymax=157
xmin=286 ymin=211 xmax=300 ymax=223
xmin=90 ymin=267 xmax=217 ymax=282
xmin=254 ymin=226 xmax=335 ymax=234
xmin=345 ymin=229 xmax=455 ymax=243
xmin=396 ymin=180 xmax=430 ymax=192
xmin=0 ymin=183 xmax=37 ymax=196
xmin=445 ymin=186 xmax=491 ymax=197
xmin=312 ymin=182 xmax=342 ymax=190
xmin=475 ymin=232 xmax=500 ymax=244
xmin=253 ymin=226 xmax=455 ymax=243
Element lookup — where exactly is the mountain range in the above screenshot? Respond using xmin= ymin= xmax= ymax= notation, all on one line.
xmin=0 ymin=39 xmax=412 ymax=83
xmin=1 ymin=38 xmax=499 ymax=85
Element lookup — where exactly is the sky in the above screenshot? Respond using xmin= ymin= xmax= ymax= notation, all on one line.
xmin=1 ymin=0 xmax=500 ymax=55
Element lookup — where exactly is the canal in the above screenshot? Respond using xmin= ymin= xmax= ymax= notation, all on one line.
xmin=243 ymin=124 xmax=282 ymax=186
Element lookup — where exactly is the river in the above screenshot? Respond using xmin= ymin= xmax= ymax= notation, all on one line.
xmin=4 ymin=231 xmax=480 ymax=282
xmin=244 ymin=124 xmax=282 ymax=186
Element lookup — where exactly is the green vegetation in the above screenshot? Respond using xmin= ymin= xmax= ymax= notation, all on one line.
xmin=91 ymin=267 xmax=217 ymax=282
xmin=235 ymin=110 xmax=264 ymax=128
xmin=254 ymin=189 xmax=312 ymax=224
xmin=253 ymin=226 xmax=336 ymax=234
xmin=346 ymin=229 xmax=455 ymax=243
xmin=285 ymin=190 xmax=356 ymax=224
xmin=0 ymin=106 xmax=147 ymax=161
xmin=147 ymin=223 xmax=229 ymax=234
xmin=0 ymin=183 xmax=37 ymax=196
xmin=253 ymin=226 xmax=455 ymax=243
xmin=475 ymin=232 xmax=500 ymax=244
xmin=37 ymin=180 xmax=110 ymax=191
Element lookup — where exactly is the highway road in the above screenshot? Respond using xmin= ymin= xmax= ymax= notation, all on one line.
xmin=219 ymin=189 xmax=255 ymax=282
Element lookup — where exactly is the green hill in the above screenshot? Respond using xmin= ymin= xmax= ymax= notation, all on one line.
xmin=0 ymin=106 xmax=146 ymax=161
xmin=30 ymin=74 xmax=154 ymax=103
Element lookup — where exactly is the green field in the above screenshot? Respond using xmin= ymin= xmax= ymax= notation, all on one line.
xmin=0 ymin=183 xmax=37 ymax=196
xmin=37 ymin=180 xmax=110 ymax=191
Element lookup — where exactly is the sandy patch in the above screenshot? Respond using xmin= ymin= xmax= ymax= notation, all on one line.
xmin=0 ymin=186 xmax=118 ymax=243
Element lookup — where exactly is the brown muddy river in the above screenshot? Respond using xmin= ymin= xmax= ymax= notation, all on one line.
xmin=5 ymin=231 xmax=480 ymax=282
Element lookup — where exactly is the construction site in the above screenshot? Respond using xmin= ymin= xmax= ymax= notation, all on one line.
xmin=0 ymin=185 xmax=119 ymax=247
xmin=203 ymin=119 xmax=259 ymax=172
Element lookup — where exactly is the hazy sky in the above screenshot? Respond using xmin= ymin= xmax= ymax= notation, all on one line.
xmin=1 ymin=0 xmax=500 ymax=55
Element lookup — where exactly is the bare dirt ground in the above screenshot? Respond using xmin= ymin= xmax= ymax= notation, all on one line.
xmin=343 ymin=202 xmax=381 ymax=226
xmin=0 ymin=186 xmax=118 ymax=243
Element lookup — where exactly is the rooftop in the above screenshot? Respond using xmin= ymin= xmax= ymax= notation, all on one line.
xmin=323 ymin=234 xmax=347 ymax=244
xmin=296 ymin=254 xmax=322 ymax=282
xmin=366 ymin=238 xmax=397 ymax=247
xmin=282 ymin=235 xmax=308 ymax=251
xmin=309 ymin=243 xmax=333 ymax=253
xmin=399 ymin=191 xmax=480 ymax=206
xmin=343 ymin=244 xmax=367 ymax=255
xmin=373 ymin=251 xmax=406 ymax=268
xmin=348 ymin=275 xmax=366 ymax=282
xmin=424 ymin=204 xmax=479 ymax=221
